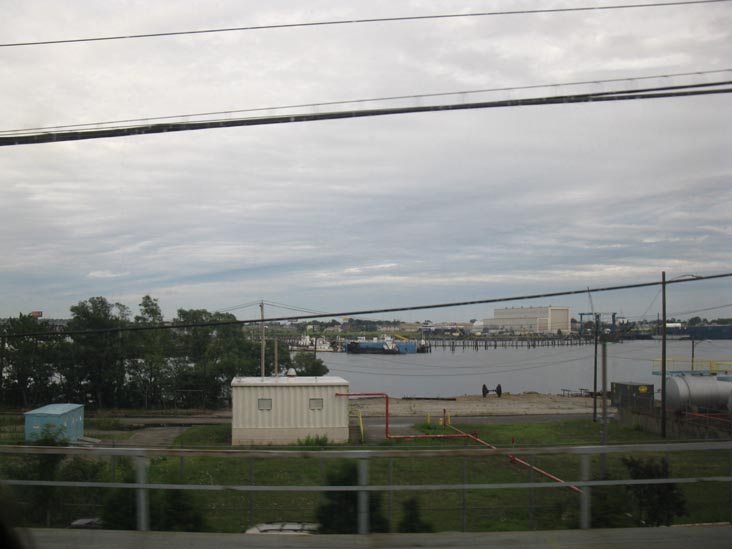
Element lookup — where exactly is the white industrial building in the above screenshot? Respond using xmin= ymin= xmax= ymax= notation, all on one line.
xmin=231 ymin=374 xmax=349 ymax=445
xmin=480 ymin=306 xmax=571 ymax=334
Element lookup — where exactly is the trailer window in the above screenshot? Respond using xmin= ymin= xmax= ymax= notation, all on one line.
xmin=309 ymin=398 xmax=323 ymax=410
xmin=257 ymin=398 xmax=272 ymax=411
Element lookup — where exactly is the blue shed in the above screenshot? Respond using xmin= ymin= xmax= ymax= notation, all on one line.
xmin=24 ymin=403 xmax=84 ymax=442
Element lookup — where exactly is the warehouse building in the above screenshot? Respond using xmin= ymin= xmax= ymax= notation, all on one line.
xmin=480 ymin=306 xmax=571 ymax=335
xmin=231 ymin=372 xmax=349 ymax=445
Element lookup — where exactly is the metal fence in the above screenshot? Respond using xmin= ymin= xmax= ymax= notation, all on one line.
xmin=1 ymin=441 xmax=732 ymax=533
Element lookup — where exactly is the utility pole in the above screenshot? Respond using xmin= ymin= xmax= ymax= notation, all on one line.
xmin=601 ymin=339 xmax=608 ymax=477
xmin=0 ymin=336 xmax=5 ymax=407
xmin=260 ymin=301 xmax=265 ymax=380
xmin=661 ymin=271 xmax=667 ymax=438
xmin=593 ymin=314 xmax=599 ymax=422
xmin=274 ymin=336 xmax=279 ymax=377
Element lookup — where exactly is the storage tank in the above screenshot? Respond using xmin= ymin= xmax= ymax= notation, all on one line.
xmin=666 ymin=376 xmax=732 ymax=412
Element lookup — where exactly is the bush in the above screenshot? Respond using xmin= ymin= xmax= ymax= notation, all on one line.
xmin=397 ymin=497 xmax=433 ymax=533
xmin=621 ymin=456 xmax=688 ymax=526
xmin=102 ymin=462 xmax=207 ymax=532
xmin=297 ymin=434 xmax=329 ymax=447
xmin=316 ymin=461 xmax=389 ymax=533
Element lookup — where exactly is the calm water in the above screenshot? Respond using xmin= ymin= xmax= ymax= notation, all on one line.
xmin=320 ymin=340 xmax=732 ymax=397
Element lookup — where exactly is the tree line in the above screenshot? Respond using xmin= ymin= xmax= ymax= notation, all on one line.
xmin=0 ymin=295 xmax=327 ymax=410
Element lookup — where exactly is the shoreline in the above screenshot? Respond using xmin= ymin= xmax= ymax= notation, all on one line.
xmin=348 ymin=393 xmax=612 ymax=417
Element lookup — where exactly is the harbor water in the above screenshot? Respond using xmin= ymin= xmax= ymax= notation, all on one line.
xmin=320 ymin=339 xmax=732 ymax=398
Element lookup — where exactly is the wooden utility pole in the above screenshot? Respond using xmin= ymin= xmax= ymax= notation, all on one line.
xmin=601 ymin=339 xmax=608 ymax=476
xmin=260 ymin=301 xmax=265 ymax=379
xmin=274 ymin=337 xmax=279 ymax=376
xmin=593 ymin=314 xmax=599 ymax=422
xmin=661 ymin=271 xmax=667 ymax=438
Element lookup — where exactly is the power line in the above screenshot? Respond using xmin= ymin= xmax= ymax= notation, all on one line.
xmin=2 ymin=0 xmax=728 ymax=48
xmin=2 ymin=81 xmax=731 ymax=147
xmin=215 ymin=300 xmax=261 ymax=313
xmin=668 ymin=302 xmax=732 ymax=316
xmin=262 ymin=301 xmax=330 ymax=315
xmin=4 ymin=271 xmax=732 ymax=339
xmin=2 ymin=68 xmax=728 ymax=136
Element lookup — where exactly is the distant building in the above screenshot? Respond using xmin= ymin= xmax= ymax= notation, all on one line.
xmin=480 ymin=306 xmax=571 ymax=335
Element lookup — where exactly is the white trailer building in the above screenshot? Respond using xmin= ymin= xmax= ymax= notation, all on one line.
xmin=231 ymin=373 xmax=349 ymax=445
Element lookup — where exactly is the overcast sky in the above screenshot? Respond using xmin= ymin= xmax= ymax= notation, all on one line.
xmin=1 ymin=0 xmax=731 ymax=323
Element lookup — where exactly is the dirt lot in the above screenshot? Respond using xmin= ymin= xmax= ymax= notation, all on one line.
xmin=349 ymin=393 xmax=609 ymax=417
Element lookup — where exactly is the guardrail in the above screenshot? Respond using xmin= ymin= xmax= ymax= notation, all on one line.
xmin=2 ymin=441 xmax=732 ymax=534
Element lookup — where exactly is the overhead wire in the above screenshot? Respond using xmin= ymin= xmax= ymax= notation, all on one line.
xmin=215 ymin=300 xmax=262 ymax=313
xmin=2 ymin=69 xmax=729 ymax=136
xmin=2 ymin=0 xmax=728 ymax=48
xmin=5 ymin=270 xmax=732 ymax=338
xmin=3 ymin=81 xmax=731 ymax=146
xmin=262 ymin=301 xmax=330 ymax=315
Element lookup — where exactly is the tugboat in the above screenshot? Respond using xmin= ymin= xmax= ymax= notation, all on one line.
xmin=346 ymin=337 xmax=399 ymax=354
xmin=345 ymin=336 xmax=429 ymax=354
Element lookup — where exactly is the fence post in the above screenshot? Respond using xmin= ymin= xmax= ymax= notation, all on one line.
xmin=358 ymin=458 xmax=369 ymax=535
xmin=249 ymin=459 xmax=255 ymax=527
xmin=462 ymin=456 xmax=468 ymax=531
xmin=387 ymin=458 xmax=393 ymax=525
xmin=729 ymin=449 xmax=732 ymax=523
xmin=135 ymin=456 xmax=149 ymax=531
xmin=528 ymin=459 xmax=535 ymax=530
xmin=580 ymin=453 xmax=591 ymax=529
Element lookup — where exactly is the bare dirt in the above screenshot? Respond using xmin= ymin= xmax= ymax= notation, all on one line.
xmin=121 ymin=426 xmax=188 ymax=447
xmin=349 ymin=393 xmax=608 ymax=417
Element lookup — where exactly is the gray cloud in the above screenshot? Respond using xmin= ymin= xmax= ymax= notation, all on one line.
xmin=1 ymin=1 xmax=730 ymax=320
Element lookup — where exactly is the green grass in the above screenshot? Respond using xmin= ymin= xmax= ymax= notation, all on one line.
xmin=155 ymin=419 xmax=731 ymax=532
xmin=173 ymin=425 xmax=231 ymax=447
xmin=3 ymin=418 xmax=728 ymax=532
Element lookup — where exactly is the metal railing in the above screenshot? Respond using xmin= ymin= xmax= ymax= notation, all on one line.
xmin=1 ymin=441 xmax=732 ymax=533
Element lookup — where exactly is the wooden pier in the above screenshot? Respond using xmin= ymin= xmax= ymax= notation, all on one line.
xmin=425 ymin=336 xmax=593 ymax=351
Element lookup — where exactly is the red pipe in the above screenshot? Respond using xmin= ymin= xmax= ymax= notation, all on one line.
xmin=336 ymin=392 xmax=581 ymax=493
xmin=448 ymin=424 xmax=582 ymax=494
xmin=684 ymin=410 xmax=732 ymax=424
xmin=336 ymin=392 xmax=473 ymax=441
xmin=336 ymin=392 xmax=391 ymax=438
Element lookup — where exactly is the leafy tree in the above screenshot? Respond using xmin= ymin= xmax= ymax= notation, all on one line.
xmin=397 ymin=496 xmax=433 ymax=533
xmin=1 ymin=315 xmax=57 ymax=407
xmin=292 ymin=352 xmax=329 ymax=376
xmin=621 ymin=456 xmax=688 ymax=526
xmin=172 ymin=309 xmax=271 ymax=407
xmin=316 ymin=461 xmax=389 ymax=534
xmin=68 ymin=297 xmax=130 ymax=408
xmin=128 ymin=296 xmax=172 ymax=408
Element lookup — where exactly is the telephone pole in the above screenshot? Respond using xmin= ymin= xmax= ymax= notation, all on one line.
xmin=260 ymin=301 xmax=266 ymax=379
xmin=661 ymin=272 xmax=667 ymax=438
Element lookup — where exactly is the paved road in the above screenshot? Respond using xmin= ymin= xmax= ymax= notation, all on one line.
xmin=24 ymin=525 xmax=732 ymax=548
